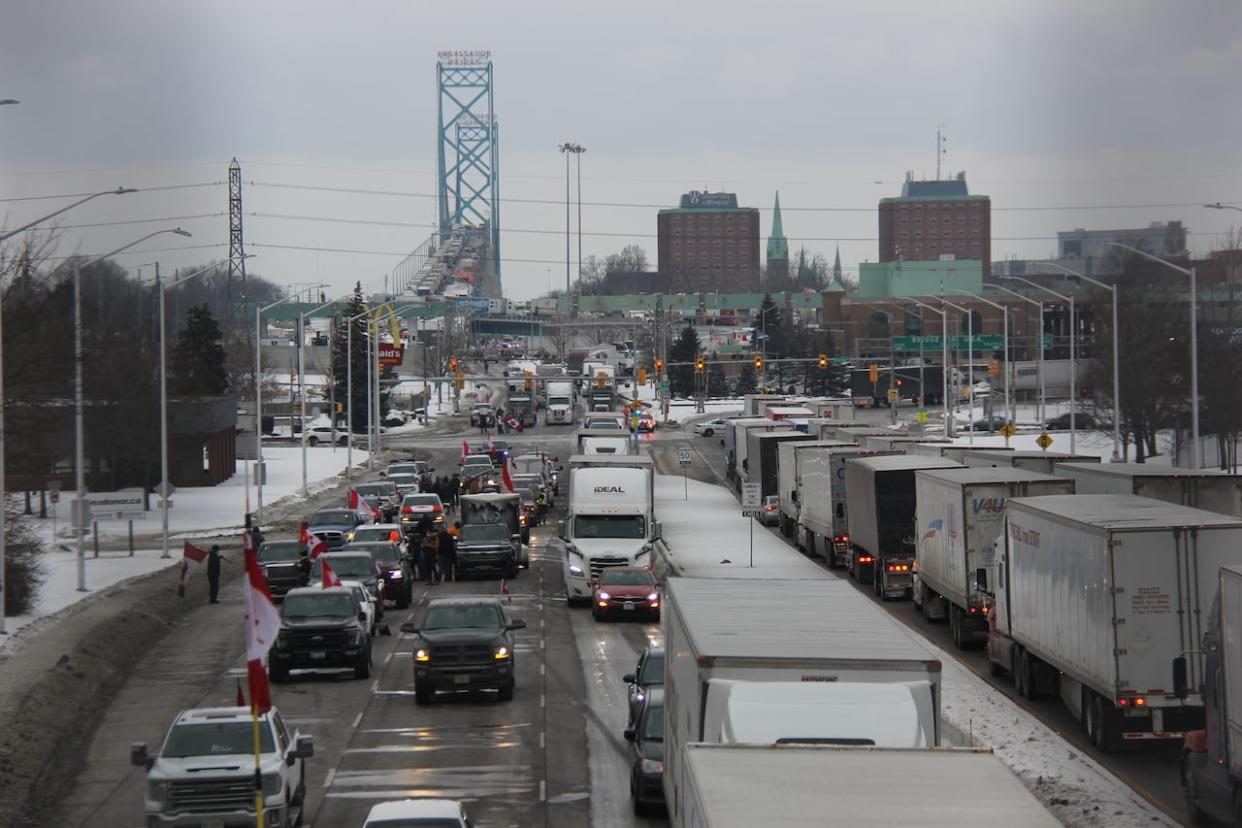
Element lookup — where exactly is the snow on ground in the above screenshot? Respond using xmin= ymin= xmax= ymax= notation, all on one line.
xmin=3 ymin=445 xmax=372 ymax=652
xmin=653 ymin=472 xmax=1176 ymax=828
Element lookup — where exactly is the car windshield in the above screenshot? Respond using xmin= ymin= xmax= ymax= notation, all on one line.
xmin=574 ymin=515 xmax=646 ymax=539
xmin=313 ymin=556 xmax=374 ymax=579
xmin=312 ymin=510 xmax=354 ymax=525
xmin=357 ymin=485 xmax=394 ymax=498
xmin=601 ymin=570 xmax=654 ymax=587
xmin=642 ymin=703 xmax=665 ymax=741
xmin=462 ymin=466 xmax=492 ymax=479
xmin=357 ymin=543 xmax=401 ymax=564
xmin=460 ymin=524 xmax=510 ymax=543
xmin=282 ymin=592 xmax=357 ymax=619
xmin=163 ymin=721 xmax=274 ymax=758
xmin=352 ymin=527 xmax=400 ymax=542
xmin=465 ymin=454 xmax=493 ymax=465
xmin=348 ymin=585 xmax=369 ymax=604
xmin=515 ymin=489 xmax=535 ymax=505
xmin=258 ymin=542 xmax=302 ymax=563
xmin=422 ymin=604 xmax=503 ymax=630
xmin=387 ymin=464 xmax=417 ymax=475
xmin=588 ymin=421 xmax=623 ymax=430
xmin=639 ymin=652 xmax=665 ymax=685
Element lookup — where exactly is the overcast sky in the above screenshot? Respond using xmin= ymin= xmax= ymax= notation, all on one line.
xmin=3 ymin=0 xmax=1241 ymax=299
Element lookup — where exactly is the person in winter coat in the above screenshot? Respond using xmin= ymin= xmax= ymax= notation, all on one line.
xmin=207 ymin=545 xmax=226 ymax=603
xmin=418 ymin=518 xmax=439 ymax=585
xmin=436 ymin=524 xmax=456 ymax=584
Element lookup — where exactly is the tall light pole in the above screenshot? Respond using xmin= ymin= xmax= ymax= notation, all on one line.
xmin=558 ymin=143 xmax=584 ymax=302
xmin=1106 ymin=241 xmax=1199 ymax=469
xmin=900 ymin=298 xmax=951 ymax=436
xmin=983 ymin=283 xmax=1046 ymax=427
xmin=158 ymin=258 xmax=253 ymax=559
xmin=74 ymin=228 xmax=191 ymax=592
xmin=254 ymin=286 xmax=323 ymax=523
xmin=998 ymin=275 xmax=1076 ymax=453
xmin=299 ymin=295 xmax=348 ymax=495
xmin=0 ymin=177 xmax=134 ymax=630
xmin=930 ymin=296 xmax=973 ymax=445
xmin=953 ymin=289 xmax=1011 ymax=428
xmin=575 ymin=146 xmax=585 ymax=289
xmin=1037 ymin=261 xmax=1121 ymax=461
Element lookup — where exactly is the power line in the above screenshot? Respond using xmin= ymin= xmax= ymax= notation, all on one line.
xmin=0 ymin=182 xmax=222 ymax=203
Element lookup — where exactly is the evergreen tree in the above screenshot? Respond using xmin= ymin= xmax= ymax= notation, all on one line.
xmin=331 ymin=284 xmax=370 ymax=432
xmin=734 ymin=364 xmax=757 ymax=396
xmin=667 ymin=325 xmax=700 ymax=397
xmin=706 ymin=359 xmax=729 ymax=398
xmin=169 ymin=305 xmax=228 ymax=395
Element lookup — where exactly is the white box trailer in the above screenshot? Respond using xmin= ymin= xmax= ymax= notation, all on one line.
xmin=677 ymin=744 xmax=1059 ymax=828
xmin=987 ymin=494 xmax=1242 ymax=750
xmin=861 ymin=435 xmax=952 ymax=453
xmin=960 ymin=449 xmax=1099 ymax=474
xmin=909 ymin=443 xmax=1012 ymax=463
xmin=796 ymin=446 xmax=895 ymax=568
xmin=913 ymin=467 xmax=1074 ymax=648
xmin=775 ymin=440 xmax=852 ymax=539
xmin=742 ymin=394 xmax=787 ymax=416
xmin=729 ymin=420 xmax=790 ymax=491
xmin=828 ymin=426 xmax=897 ymax=445
xmin=662 ymin=578 xmax=943 ymax=824
xmin=1054 ymin=462 xmax=1242 ymax=517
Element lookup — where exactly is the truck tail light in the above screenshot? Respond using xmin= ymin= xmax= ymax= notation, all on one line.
xmin=886 ymin=564 xmax=910 ymax=572
xmin=834 ymin=533 xmax=849 ymax=544
xmin=857 ymin=554 xmax=874 ymax=564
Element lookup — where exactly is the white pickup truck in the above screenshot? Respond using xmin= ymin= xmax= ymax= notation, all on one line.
xmin=131 ymin=705 xmax=313 ymax=828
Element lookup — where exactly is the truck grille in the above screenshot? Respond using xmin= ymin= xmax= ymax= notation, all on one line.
xmin=288 ymin=629 xmax=349 ymax=649
xmin=168 ymin=777 xmax=253 ymax=812
xmin=589 ymin=556 xmax=630 ymax=581
xmin=319 ymin=531 xmax=345 ymax=546
xmin=430 ymin=644 xmax=494 ymax=665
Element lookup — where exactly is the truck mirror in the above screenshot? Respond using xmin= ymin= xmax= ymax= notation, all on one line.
xmin=358 ymin=612 xmax=368 ymax=623
xmin=974 ymin=568 xmax=988 ymax=593
xmin=1173 ymin=656 xmax=1188 ymax=699
xmin=130 ymin=742 xmax=153 ymax=770
xmin=400 ymin=622 xmax=420 ymax=634
xmin=557 ymin=520 xmax=567 ymax=540
xmin=295 ymin=734 xmax=314 ymax=759
xmin=652 ymin=522 xmax=663 ymax=541
xmin=623 ymin=673 xmax=636 ymax=683
xmin=508 ymin=619 xmax=527 ymax=630
xmin=623 ymin=728 xmax=636 ymax=742
xmin=510 ymin=534 xmax=522 ymax=544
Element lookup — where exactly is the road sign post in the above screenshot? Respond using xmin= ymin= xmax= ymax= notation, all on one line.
xmin=1000 ymin=420 xmax=1016 ymax=447
xmin=1036 ymin=431 xmax=1053 ymax=452
xmin=742 ymin=482 xmax=761 ymax=568
xmin=678 ymin=446 xmax=692 ymax=500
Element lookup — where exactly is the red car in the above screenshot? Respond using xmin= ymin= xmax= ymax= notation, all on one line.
xmin=592 ymin=568 xmax=661 ymax=621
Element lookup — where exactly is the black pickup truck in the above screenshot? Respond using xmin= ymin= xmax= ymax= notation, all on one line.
xmin=402 ymin=597 xmax=525 ymax=705
xmin=268 ymin=587 xmax=372 ymax=682
xmin=257 ymin=540 xmax=308 ymax=597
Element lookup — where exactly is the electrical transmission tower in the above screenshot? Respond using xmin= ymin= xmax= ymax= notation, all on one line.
xmin=227 ymin=157 xmax=247 ymax=321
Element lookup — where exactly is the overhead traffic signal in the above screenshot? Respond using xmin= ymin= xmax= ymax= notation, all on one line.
xmin=637 ymin=367 xmax=648 ymax=385
xmin=695 ymin=356 xmax=705 ymax=374
xmin=654 ymin=358 xmax=664 ymax=374
xmin=524 ymin=371 xmax=534 ymax=391
xmin=754 ymin=355 xmax=764 ymax=372
xmin=869 ymin=363 xmax=879 ymax=383
xmin=818 ymin=353 xmax=828 ymax=370
xmin=449 ymin=357 xmax=459 ymax=373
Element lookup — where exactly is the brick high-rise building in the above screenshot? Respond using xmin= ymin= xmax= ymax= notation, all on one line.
xmin=878 ymin=172 xmax=990 ymax=265
xmin=658 ymin=191 xmax=761 ymax=293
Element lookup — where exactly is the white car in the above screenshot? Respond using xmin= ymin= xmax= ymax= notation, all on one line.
xmin=693 ymin=418 xmax=726 ymax=437
xmin=364 ymin=798 xmax=473 ymax=827
xmin=341 ymin=579 xmax=379 ymax=637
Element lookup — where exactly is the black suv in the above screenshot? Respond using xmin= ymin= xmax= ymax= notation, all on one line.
xmin=309 ymin=552 xmax=385 ymax=619
xmin=257 ymin=540 xmax=308 ymax=597
xmin=348 ymin=540 xmax=414 ymax=609
xmin=455 ymin=522 xmax=520 ymax=579
xmin=268 ymin=587 xmax=371 ymax=682
xmin=401 ymin=597 xmax=526 ymax=705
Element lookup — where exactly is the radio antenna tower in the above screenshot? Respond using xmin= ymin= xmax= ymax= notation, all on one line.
xmin=936 ymin=126 xmax=947 ymax=180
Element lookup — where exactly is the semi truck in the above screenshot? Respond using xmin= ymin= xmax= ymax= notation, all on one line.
xmin=675 ymin=745 xmax=1059 ymax=828
xmin=797 ymin=446 xmax=893 ymax=567
xmin=1054 ymin=462 xmax=1242 ymax=517
xmin=908 ymin=443 xmax=1012 ymax=463
xmin=844 ymin=455 xmax=962 ymax=597
xmin=506 ymin=391 xmax=536 ymax=427
xmin=543 ymin=379 xmax=575 ymax=425
xmin=775 ymin=440 xmax=852 ymax=538
xmin=559 ymin=459 xmax=657 ymax=604
xmin=912 ymin=468 xmax=1074 ymax=649
xmin=985 ymin=494 xmax=1242 ymax=750
xmin=959 ymin=449 xmax=1099 ymax=474
xmin=724 ymin=417 xmax=789 ymax=490
xmin=661 ymin=577 xmax=943 ymax=824
xmin=745 ymin=431 xmax=815 ymax=497
xmin=1178 ymin=564 xmax=1242 ymax=825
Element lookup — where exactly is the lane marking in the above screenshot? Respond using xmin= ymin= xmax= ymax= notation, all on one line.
xmin=350 ymin=711 xmax=363 ymax=730
xmin=540 ymin=731 xmax=546 ymax=749
xmin=323 ymin=768 xmax=336 ymax=789
xmin=384 ymin=652 xmax=394 ymax=665
xmin=371 ymin=680 xmax=380 ymax=693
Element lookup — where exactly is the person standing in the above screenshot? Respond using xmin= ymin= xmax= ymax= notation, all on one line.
xmin=436 ymin=523 xmax=456 ymax=584
xmin=418 ymin=518 xmax=439 ymax=585
xmin=207 ymin=545 xmax=225 ymax=603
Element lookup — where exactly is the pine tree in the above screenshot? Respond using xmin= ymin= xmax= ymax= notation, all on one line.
xmin=668 ymin=325 xmax=700 ymax=397
xmin=706 ymin=360 xmax=729 ymax=398
xmin=331 ymin=284 xmax=370 ymax=432
xmin=169 ymin=305 xmax=229 ymax=396
xmin=734 ymin=364 xmax=757 ymax=396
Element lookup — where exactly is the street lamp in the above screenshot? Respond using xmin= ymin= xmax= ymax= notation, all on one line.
xmin=894 ymin=297 xmax=952 ymax=436
xmin=925 ymin=295 xmax=974 ymax=446
xmin=558 ymin=143 xmax=584 ymax=301
xmin=299 ymin=295 xmax=349 ymax=495
xmin=1036 ymin=262 xmax=1121 ymax=461
xmin=254 ymin=286 xmax=324 ymax=522
xmin=0 ymin=183 xmax=136 ymax=632
xmin=983 ymin=283 xmax=1047 ymax=427
xmin=74 ymin=228 xmax=192 ymax=592
xmin=1106 ymin=241 xmax=1199 ymax=469
xmin=952 ymin=289 xmax=1012 ymax=428
xmin=997 ymin=275 xmax=1077 ymax=453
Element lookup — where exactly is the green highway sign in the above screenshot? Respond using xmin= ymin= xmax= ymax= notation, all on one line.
xmin=891 ymin=334 xmax=1051 ymax=351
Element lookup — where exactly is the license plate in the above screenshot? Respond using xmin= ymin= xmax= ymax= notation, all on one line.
xmin=623 ymin=604 xmax=635 ymax=611
xmin=309 ymin=651 xmax=326 ymax=660
xmin=453 ymin=675 xmax=470 ymax=685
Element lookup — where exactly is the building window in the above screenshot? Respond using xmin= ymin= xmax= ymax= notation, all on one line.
xmin=904 ymin=312 xmax=923 ymax=336
xmin=961 ymin=310 xmax=983 ymax=334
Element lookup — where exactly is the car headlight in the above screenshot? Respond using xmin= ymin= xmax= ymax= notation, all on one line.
xmin=345 ymin=532 xmax=355 ymax=542
xmin=597 ymin=591 xmax=611 ymax=601
xmin=647 ymin=592 xmax=659 ymax=602
xmin=639 ymin=758 xmax=665 ymax=774
xmin=415 ymin=648 xmax=430 ymax=663
xmin=568 ymin=565 xmax=584 ymax=576
xmin=263 ymin=773 xmax=283 ymax=797
xmin=494 ymin=644 xmax=511 ymax=659
xmin=146 ymin=780 xmax=167 ymax=804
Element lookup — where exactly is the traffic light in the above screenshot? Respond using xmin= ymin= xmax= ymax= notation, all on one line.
xmin=597 ymin=370 xmax=607 ymax=389
xmin=988 ymin=360 xmax=1000 ymax=378
xmin=869 ymin=363 xmax=879 ymax=383
xmin=524 ymin=370 xmax=534 ymax=391
xmin=818 ymin=353 xmax=828 ymax=370
xmin=754 ymin=355 xmax=764 ymax=372
xmin=695 ymin=356 xmax=705 ymax=374
xmin=637 ymin=367 xmax=648 ymax=386
xmin=895 ymin=379 xmax=904 ymax=387
xmin=449 ymin=357 xmax=459 ymax=373
xmin=654 ymin=358 xmax=664 ymax=375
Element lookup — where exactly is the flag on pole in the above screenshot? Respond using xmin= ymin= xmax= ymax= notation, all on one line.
xmin=505 ymin=416 xmax=523 ymax=432
xmin=298 ymin=522 xmax=310 ymax=545
xmin=347 ymin=488 xmax=377 ymax=524
xmin=177 ymin=542 xmax=208 ymax=597
xmin=235 ymin=680 xmax=246 ymax=708
xmin=500 ymin=578 xmax=511 ymax=604
xmin=307 ymin=532 xmax=328 ymax=560
xmin=322 ymin=558 xmax=342 ymax=588
xmin=243 ymin=532 xmax=281 ymax=714
xmin=461 ymin=440 xmax=469 ymax=460
xmin=501 ymin=463 xmax=515 ymax=493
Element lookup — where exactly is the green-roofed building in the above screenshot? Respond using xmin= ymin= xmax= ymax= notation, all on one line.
xmin=765 ymin=191 xmax=789 ymax=281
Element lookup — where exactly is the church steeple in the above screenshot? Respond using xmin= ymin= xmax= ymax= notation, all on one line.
xmin=833 ymin=245 xmax=843 ymax=286
xmin=766 ymin=191 xmax=789 ymax=281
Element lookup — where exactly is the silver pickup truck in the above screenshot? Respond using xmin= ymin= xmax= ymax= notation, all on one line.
xmin=131 ymin=705 xmax=313 ymax=828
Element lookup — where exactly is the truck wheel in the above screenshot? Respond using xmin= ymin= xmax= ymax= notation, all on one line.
xmin=269 ymin=659 xmax=289 ymax=684
xmin=414 ymin=684 xmax=433 ymax=705
xmin=1018 ymin=648 xmax=1036 ymax=700
xmin=951 ymin=607 xmax=967 ymax=649
xmin=355 ymin=647 xmax=372 ymax=680
xmin=703 ymin=428 xmax=714 ymax=437
xmin=498 ymin=680 xmax=515 ymax=702
xmin=1182 ymin=755 xmax=1209 ymax=825
xmin=308 ymin=436 xmax=319 ymax=447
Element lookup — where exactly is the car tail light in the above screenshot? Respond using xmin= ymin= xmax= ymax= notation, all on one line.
xmin=402 ymin=505 xmax=413 ymax=514
xmin=432 ymin=504 xmax=442 ymax=513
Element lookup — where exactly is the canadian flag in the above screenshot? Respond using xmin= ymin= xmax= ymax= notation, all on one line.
xmin=501 ymin=463 xmax=515 ymax=493
xmin=500 ymin=578 xmax=512 ymax=604
xmin=322 ymin=558 xmax=342 ymax=588
xmin=299 ymin=521 xmax=328 ymax=559
xmin=462 ymin=440 xmax=469 ymax=460
xmin=505 ymin=416 xmax=523 ymax=433
xmin=177 ymin=542 xmax=208 ymax=597
xmin=242 ymin=532 xmax=281 ymax=714
xmin=348 ymin=488 xmax=377 ymax=524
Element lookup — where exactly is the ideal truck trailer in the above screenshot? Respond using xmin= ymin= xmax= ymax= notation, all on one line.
xmin=796 ymin=446 xmax=894 ymax=567
xmin=662 ymin=577 xmax=943 ymax=824
xmin=844 ymin=455 xmax=962 ymax=598
xmin=912 ymin=468 xmax=1074 ymax=649
xmin=676 ymin=744 xmax=1059 ymax=828
xmin=986 ymin=494 xmax=1242 ymax=750
xmin=745 ymin=430 xmax=815 ymax=498
xmin=776 ymin=440 xmax=852 ymax=539
xmin=1054 ymin=461 xmax=1242 ymax=517
xmin=560 ymin=460 xmax=657 ymax=603
xmin=960 ymin=449 xmax=1099 ymax=474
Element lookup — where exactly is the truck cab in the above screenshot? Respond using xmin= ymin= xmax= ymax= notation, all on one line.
xmin=560 ymin=463 xmax=657 ymax=605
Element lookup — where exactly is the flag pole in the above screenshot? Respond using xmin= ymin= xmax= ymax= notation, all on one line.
xmin=252 ymin=698 xmax=265 ymax=828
